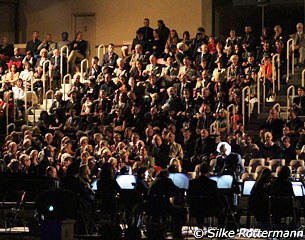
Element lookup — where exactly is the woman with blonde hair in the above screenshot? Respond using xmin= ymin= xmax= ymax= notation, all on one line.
xmin=227 ymin=54 xmax=243 ymax=84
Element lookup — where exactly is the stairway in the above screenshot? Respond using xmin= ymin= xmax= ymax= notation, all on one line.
xmin=246 ymin=67 xmax=304 ymax=137
xmin=26 ymin=83 xmax=70 ymax=124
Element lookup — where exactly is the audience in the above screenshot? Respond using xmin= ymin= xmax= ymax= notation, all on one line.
xmin=1 ymin=19 xmax=305 ymax=237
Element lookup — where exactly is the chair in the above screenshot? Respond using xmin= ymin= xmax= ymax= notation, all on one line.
xmin=249 ymin=158 xmax=265 ymax=173
xmin=290 ymin=160 xmax=305 ymax=172
xmin=255 ymin=166 xmax=266 ymax=174
xmin=269 ymin=159 xmax=285 ymax=172
xmin=241 ymin=173 xmax=258 ymax=182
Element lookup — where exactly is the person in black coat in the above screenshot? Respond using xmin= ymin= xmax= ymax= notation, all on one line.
xmin=148 ymin=169 xmax=184 ymax=238
xmin=271 ymin=166 xmax=295 ymax=225
xmin=249 ymin=168 xmax=271 ymax=229
xmin=150 ymin=134 xmax=170 ymax=169
xmin=192 ymin=129 xmax=216 ymax=164
xmin=188 ymin=162 xmax=225 ymax=226
xmin=214 ymin=142 xmax=244 ymax=177
xmin=293 ymin=87 xmax=305 ymax=116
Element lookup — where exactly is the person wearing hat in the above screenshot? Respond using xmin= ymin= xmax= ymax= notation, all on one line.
xmin=213 ymin=142 xmax=244 ymax=177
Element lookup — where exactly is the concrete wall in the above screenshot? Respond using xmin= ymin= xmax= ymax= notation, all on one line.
xmin=23 ymin=0 xmax=212 ymax=51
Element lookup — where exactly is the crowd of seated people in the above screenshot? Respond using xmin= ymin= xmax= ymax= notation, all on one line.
xmin=0 ymin=18 xmax=305 ymax=237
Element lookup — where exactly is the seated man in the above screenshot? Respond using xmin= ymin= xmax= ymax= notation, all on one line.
xmin=37 ymin=33 xmax=57 ymax=58
xmin=188 ymin=162 xmax=225 ymax=226
xmin=292 ymin=22 xmax=305 ymax=66
xmin=214 ymin=142 xmax=244 ymax=177
xmin=0 ymin=36 xmax=14 ymax=62
xmin=50 ymin=49 xmax=67 ymax=90
xmin=68 ymin=31 xmax=88 ymax=74
xmin=26 ymin=30 xmax=42 ymax=58
xmin=102 ymin=43 xmax=119 ymax=71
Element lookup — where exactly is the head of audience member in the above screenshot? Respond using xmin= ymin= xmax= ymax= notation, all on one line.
xmin=297 ymin=87 xmax=305 ymax=97
xmin=168 ymin=158 xmax=182 ymax=173
xmin=296 ymin=22 xmax=304 ymax=33
xmin=32 ymin=31 xmax=39 ymax=40
xmin=200 ymin=162 xmax=211 ymax=176
xmin=108 ymin=43 xmax=114 ymax=54
xmin=75 ymin=31 xmax=83 ymax=41
xmin=278 ymin=165 xmax=291 ymax=179
xmin=143 ymin=18 xmax=150 ymax=27
xmin=183 ymin=57 xmax=191 ymax=68
xmin=46 ymin=166 xmax=58 ymax=179
xmin=61 ymin=31 xmax=69 ymax=41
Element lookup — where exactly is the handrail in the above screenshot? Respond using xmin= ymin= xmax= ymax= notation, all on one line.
xmin=60 ymin=45 xmax=69 ymax=81
xmin=209 ymin=121 xmax=219 ymax=135
xmin=5 ymin=91 xmax=11 ymax=131
xmin=62 ymin=74 xmax=72 ymax=100
xmin=26 ymin=106 xmax=36 ymax=125
xmin=272 ymin=54 xmax=280 ymax=92
xmin=45 ymin=90 xmax=54 ymax=111
xmin=80 ymin=59 xmax=89 ymax=82
xmin=287 ymin=85 xmax=295 ymax=118
xmin=6 ymin=123 xmax=15 ymax=136
xmin=286 ymin=38 xmax=294 ymax=82
xmin=242 ymin=86 xmax=251 ymax=128
xmin=302 ymin=69 xmax=305 ymax=87
xmin=272 ymin=103 xmax=281 ymax=118
xmin=263 ymin=75 xmax=266 ymax=107
xmin=257 ymin=74 xmax=260 ymax=114
xmin=42 ymin=60 xmax=52 ymax=101
xmin=226 ymin=104 xmax=236 ymax=134
xmin=97 ymin=44 xmax=106 ymax=65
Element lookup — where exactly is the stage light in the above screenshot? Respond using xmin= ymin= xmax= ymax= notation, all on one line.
xmin=48 ymin=205 xmax=54 ymax=212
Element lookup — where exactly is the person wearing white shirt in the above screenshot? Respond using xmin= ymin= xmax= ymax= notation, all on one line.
xmin=19 ymin=62 xmax=34 ymax=88
xmin=12 ymin=79 xmax=25 ymax=118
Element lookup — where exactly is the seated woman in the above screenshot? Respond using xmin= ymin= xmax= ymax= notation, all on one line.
xmin=164 ymin=29 xmax=180 ymax=58
xmin=3 ymin=64 xmax=19 ymax=84
xmin=249 ymin=168 xmax=271 ymax=229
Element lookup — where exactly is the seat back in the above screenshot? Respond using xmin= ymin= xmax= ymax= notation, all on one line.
xmin=249 ymin=158 xmax=265 ymax=173
xmin=241 ymin=173 xmax=258 ymax=182
xmin=290 ymin=160 xmax=304 ymax=172
xmin=269 ymin=159 xmax=285 ymax=172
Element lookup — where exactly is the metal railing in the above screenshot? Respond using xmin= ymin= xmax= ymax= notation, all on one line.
xmin=302 ymin=69 xmax=305 ymax=87
xmin=60 ymin=45 xmax=69 ymax=81
xmin=257 ymin=74 xmax=261 ymax=114
xmin=45 ymin=90 xmax=54 ymax=111
xmin=272 ymin=103 xmax=281 ymax=118
xmin=5 ymin=91 xmax=15 ymax=135
xmin=226 ymin=104 xmax=236 ymax=134
xmin=42 ymin=60 xmax=52 ymax=101
xmin=286 ymin=38 xmax=295 ymax=82
xmin=262 ymin=75 xmax=266 ymax=107
xmin=287 ymin=85 xmax=295 ymax=118
xmin=97 ymin=44 xmax=106 ymax=65
xmin=242 ymin=86 xmax=251 ymax=128
xmin=62 ymin=74 xmax=72 ymax=100
xmin=80 ymin=59 xmax=89 ymax=82
xmin=209 ymin=121 xmax=219 ymax=135
xmin=7 ymin=123 xmax=15 ymax=135
xmin=272 ymin=54 xmax=280 ymax=92
xmin=26 ymin=106 xmax=36 ymax=125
